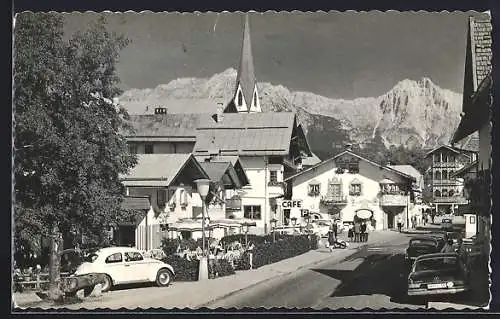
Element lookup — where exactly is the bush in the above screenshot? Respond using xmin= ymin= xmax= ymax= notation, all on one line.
xmin=161 ymin=255 xmax=199 ymax=281
xmin=251 ymin=234 xmax=318 ymax=269
xmin=208 ymin=258 xmax=235 ymax=279
xmin=161 ymin=238 xmax=205 ymax=256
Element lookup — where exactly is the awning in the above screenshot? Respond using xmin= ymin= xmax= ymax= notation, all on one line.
xmin=355 ymin=209 xmax=373 ymax=220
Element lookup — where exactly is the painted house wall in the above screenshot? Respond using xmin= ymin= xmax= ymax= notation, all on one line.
xmin=290 ymin=159 xmax=412 ymax=230
xmin=238 ymin=156 xmax=285 ymax=234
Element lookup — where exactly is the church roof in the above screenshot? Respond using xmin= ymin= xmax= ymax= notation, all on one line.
xmin=120 ymin=98 xmax=223 ymax=116
xmin=235 ymin=14 xmax=257 ymax=110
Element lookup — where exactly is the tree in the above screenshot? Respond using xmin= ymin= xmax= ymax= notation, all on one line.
xmin=13 ymin=13 xmax=137 ymax=268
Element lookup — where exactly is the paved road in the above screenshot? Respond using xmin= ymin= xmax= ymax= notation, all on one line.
xmin=205 ymin=232 xmax=483 ymax=310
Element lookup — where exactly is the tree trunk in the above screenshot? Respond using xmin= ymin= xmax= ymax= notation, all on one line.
xmin=48 ymin=225 xmax=64 ymax=301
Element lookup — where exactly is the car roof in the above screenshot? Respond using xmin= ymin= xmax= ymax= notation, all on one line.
xmin=96 ymin=246 xmax=138 ymax=255
xmin=411 ymin=236 xmax=438 ymax=241
xmin=415 ymin=252 xmax=458 ymax=260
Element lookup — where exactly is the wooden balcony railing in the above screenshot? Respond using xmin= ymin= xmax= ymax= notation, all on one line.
xmin=320 ymin=195 xmax=348 ymax=205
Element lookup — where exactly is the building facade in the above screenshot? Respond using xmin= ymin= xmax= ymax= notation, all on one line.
xmin=285 ymin=147 xmax=417 ymax=230
xmin=424 ymin=145 xmax=477 ymax=215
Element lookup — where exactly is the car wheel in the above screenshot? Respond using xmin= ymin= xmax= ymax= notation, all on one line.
xmin=101 ymin=274 xmax=113 ymax=292
xmin=156 ymin=268 xmax=173 ymax=287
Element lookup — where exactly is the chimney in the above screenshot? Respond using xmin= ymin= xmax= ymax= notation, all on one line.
xmin=344 ymin=143 xmax=353 ymax=151
xmin=216 ymin=102 xmax=225 ymax=122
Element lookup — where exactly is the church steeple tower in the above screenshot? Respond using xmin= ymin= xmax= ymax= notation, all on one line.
xmin=233 ymin=14 xmax=261 ymax=113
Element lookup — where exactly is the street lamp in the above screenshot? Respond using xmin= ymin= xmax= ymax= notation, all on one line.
xmin=241 ymin=221 xmax=255 ymax=247
xmin=195 ymin=178 xmax=210 ymax=281
xmin=270 ymin=218 xmax=278 ymax=242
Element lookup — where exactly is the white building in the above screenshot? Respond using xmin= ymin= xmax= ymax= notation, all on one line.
xmin=284 ymin=147 xmax=418 ymax=230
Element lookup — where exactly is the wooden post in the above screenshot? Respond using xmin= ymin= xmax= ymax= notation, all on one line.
xmin=249 ymin=252 xmax=253 ymax=270
xmin=48 ymin=225 xmax=63 ymax=300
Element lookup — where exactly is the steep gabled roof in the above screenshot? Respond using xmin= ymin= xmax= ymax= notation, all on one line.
xmin=194 ymin=112 xmax=310 ymax=156
xmin=424 ymin=145 xmax=461 ymax=158
xmin=388 ymin=165 xmax=423 ymax=182
xmin=235 ymin=14 xmax=256 ymax=109
xmin=453 ymin=132 xmax=480 ymax=152
xmin=469 ymin=17 xmax=492 ymax=92
xmin=121 ymin=196 xmax=151 ymax=211
xmin=285 ymin=150 xmax=416 ymax=182
xmin=120 ymin=98 xmax=223 ymax=116
xmin=120 ymin=153 xmax=208 ymax=187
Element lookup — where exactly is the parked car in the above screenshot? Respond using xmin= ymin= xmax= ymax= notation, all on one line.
xmin=407 ymin=252 xmax=469 ymax=297
xmin=441 ymin=218 xmax=453 ymax=230
xmin=73 ymin=247 xmax=175 ymax=292
xmin=427 ymin=231 xmax=447 ymax=250
xmin=405 ymin=236 xmax=439 ymax=266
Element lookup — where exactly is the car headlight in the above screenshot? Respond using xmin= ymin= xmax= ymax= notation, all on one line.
xmin=446 ymin=281 xmax=454 ymax=288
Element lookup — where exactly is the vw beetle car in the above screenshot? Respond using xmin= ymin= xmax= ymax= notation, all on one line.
xmin=73 ymin=247 xmax=175 ymax=292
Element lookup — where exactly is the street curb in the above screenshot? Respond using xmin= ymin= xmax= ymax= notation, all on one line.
xmin=196 ymin=241 xmax=381 ymax=309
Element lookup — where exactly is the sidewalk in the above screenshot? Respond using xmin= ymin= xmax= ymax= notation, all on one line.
xmin=14 ymin=230 xmax=402 ymax=309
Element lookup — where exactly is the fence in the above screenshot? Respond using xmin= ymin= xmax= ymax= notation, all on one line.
xmin=14 ymin=272 xmax=71 ymax=292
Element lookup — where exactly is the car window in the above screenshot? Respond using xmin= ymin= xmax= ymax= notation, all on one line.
xmin=410 ymin=239 xmax=436 ymax=246
xmin=414 ymin=257 xmax=458 ymax=272
xmin=124 ymin=251 xmax=144 ymax=262
xmin=84 ymin=253 xmax=99 ymax=263
xmin=105 ymin=252 xmax=123 ymax=264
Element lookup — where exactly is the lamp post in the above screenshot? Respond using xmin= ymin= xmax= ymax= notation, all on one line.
xmin=406 ymin=191 xmax=410 ymax=230
xmin=195 ymin=179 xmax=210 ymax=281
xmin=270 ymin=218 xmax=278 ymax=242
xmin=291 ymin=217 xmax=297 ymax=234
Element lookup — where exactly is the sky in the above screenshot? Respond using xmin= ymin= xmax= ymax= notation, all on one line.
xmin=62 ymin=11 xmax=490 ymax=100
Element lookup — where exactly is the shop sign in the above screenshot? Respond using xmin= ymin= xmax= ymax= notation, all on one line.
xmin=282 ymin=200 xmax=303 ymax=209
xmin=356 ymin=209 xmax=373 ymax=219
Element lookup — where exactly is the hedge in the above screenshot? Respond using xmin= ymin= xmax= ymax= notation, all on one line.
xmin=208 ymin=258 xmax=235 ymax=279
xmin=249 ymin=234 xmax=318 ymax=269
xmin=161 ymin=255 xmax=199 ymax=281
xmin=161 ymin=238 xmax=204 ymax=255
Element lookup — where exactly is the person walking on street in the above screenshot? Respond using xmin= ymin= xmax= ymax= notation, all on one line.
xmin=328 ymin=227 xmax=335 ymax=252
xmin=354 ymin=222 xmax=361 ymax=242
xmin=360 ymin=221 xmax=367 ymax=242
xmin=348 ymin=224 xmax=354 ymax=242
xmin=411 ymin=215 xmax=416 ymax=229
xmin=397 ymin=216 xmax=403 ymax=233
xmin=332 ymin=221 xmax=338 ymax=242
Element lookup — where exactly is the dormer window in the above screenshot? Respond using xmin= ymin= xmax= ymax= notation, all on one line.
xmin=238 ymin=91 xmax=243 ymax=106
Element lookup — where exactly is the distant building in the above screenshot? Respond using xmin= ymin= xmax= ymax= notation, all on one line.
xmin=388 ymin=164 xmax=424 ymax=204
xmin=301 ymin=152 xmax=322 ymax=170
xmin=451 ymin=16 xmax=492 ymax=244
xmin=423 ymin=144 xmax=478 ymax=215
xmin=284 ymin=145 xmax=417 ymax=230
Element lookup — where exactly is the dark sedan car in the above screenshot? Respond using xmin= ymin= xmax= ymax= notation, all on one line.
xmin=405 ymin=236 xmax=439 ymax=265
xmin=407 ymin=252 xmax=469 ymax=297
xmin=427 ymin=232 xmax=446 ymax=250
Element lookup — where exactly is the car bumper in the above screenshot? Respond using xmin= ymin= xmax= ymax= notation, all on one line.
xmin=408 ymin=287 xmax=468 ymax=296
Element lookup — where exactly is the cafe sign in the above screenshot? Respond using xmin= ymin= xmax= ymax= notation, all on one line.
xmin=282 ymin=200 xmax=303 ymax=209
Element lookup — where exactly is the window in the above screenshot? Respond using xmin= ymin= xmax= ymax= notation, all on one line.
xmin=157 ymin=189 xmax=167 ymax=207
xmin=435 ymin=190 xmax=441 ymax=197
xmin=105 ymin=253 xmax=123 ymax=264
xmin=128 ymin=143 xmax=138 ymax=154
xmin=328 ymin=183 xmax=342 ymax=197
xmin=244 ymin=205 xmax=261 ymax=220
xmin=124 ymin=251 xmax=144 ymax=262
xmin=238 ymin=91 xmax=243 ymax=106
xmin=308 ymin=183 xmax=320 ymax=196
xmin=349 ymin=183 xmax=362 ymax=196
xmin=145 ymin=143 xmax=154 ymax=154
xmin=253 ymin=92 xmax=257 ymax=106
xmin=449 ymin=189 xmax=455 ymax=197
xmin=269 ymin=171 xmax=278 ymax=183
xmin=348 ymin=163 xmax=359 ymax=174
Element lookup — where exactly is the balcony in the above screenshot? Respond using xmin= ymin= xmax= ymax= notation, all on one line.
xmin=268 ymin=181 xmax=286 ymax=188
xmin=432 ymin=179 xmax=463 ymax=186
xmin=320 ymin=195 xmax=348 ymax=205
xmin=433 ymin=196 xmax=468 ymax=204
xmin=379 ymin=194 xmax=407 ymax=207
xmin=432 ymin=162 xmax=463 ymax=168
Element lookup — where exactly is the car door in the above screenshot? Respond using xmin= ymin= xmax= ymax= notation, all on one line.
xmin=122 ymin=251 xmax=150 ymax=283
xmin=103 ymin=252 xmax=127 ymax=284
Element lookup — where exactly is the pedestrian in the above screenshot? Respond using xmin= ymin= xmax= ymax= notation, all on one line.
xmin=397 ymin=216 xmax=403 ymax=233
xmin=348 ymin=224 xmax=354 ymax=242
xmin=332 ymin=221 xmax=338 ymax=242
xmin=411 ymin=215 xmax=416 ymax=229
xmin=328 ymin=228 xmax=335 ymax=252
xmin=360 ymin=221 xmax=367 ymax=242
xmin=354 ymin=222 xmax=361 ymax=242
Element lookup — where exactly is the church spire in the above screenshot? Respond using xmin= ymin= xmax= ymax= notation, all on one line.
xmin=234 ymin=14 xmax=261 ymax=113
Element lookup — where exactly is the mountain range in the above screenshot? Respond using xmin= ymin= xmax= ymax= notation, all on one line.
xmin=119 ymin=68 xmax=464 ymax=159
